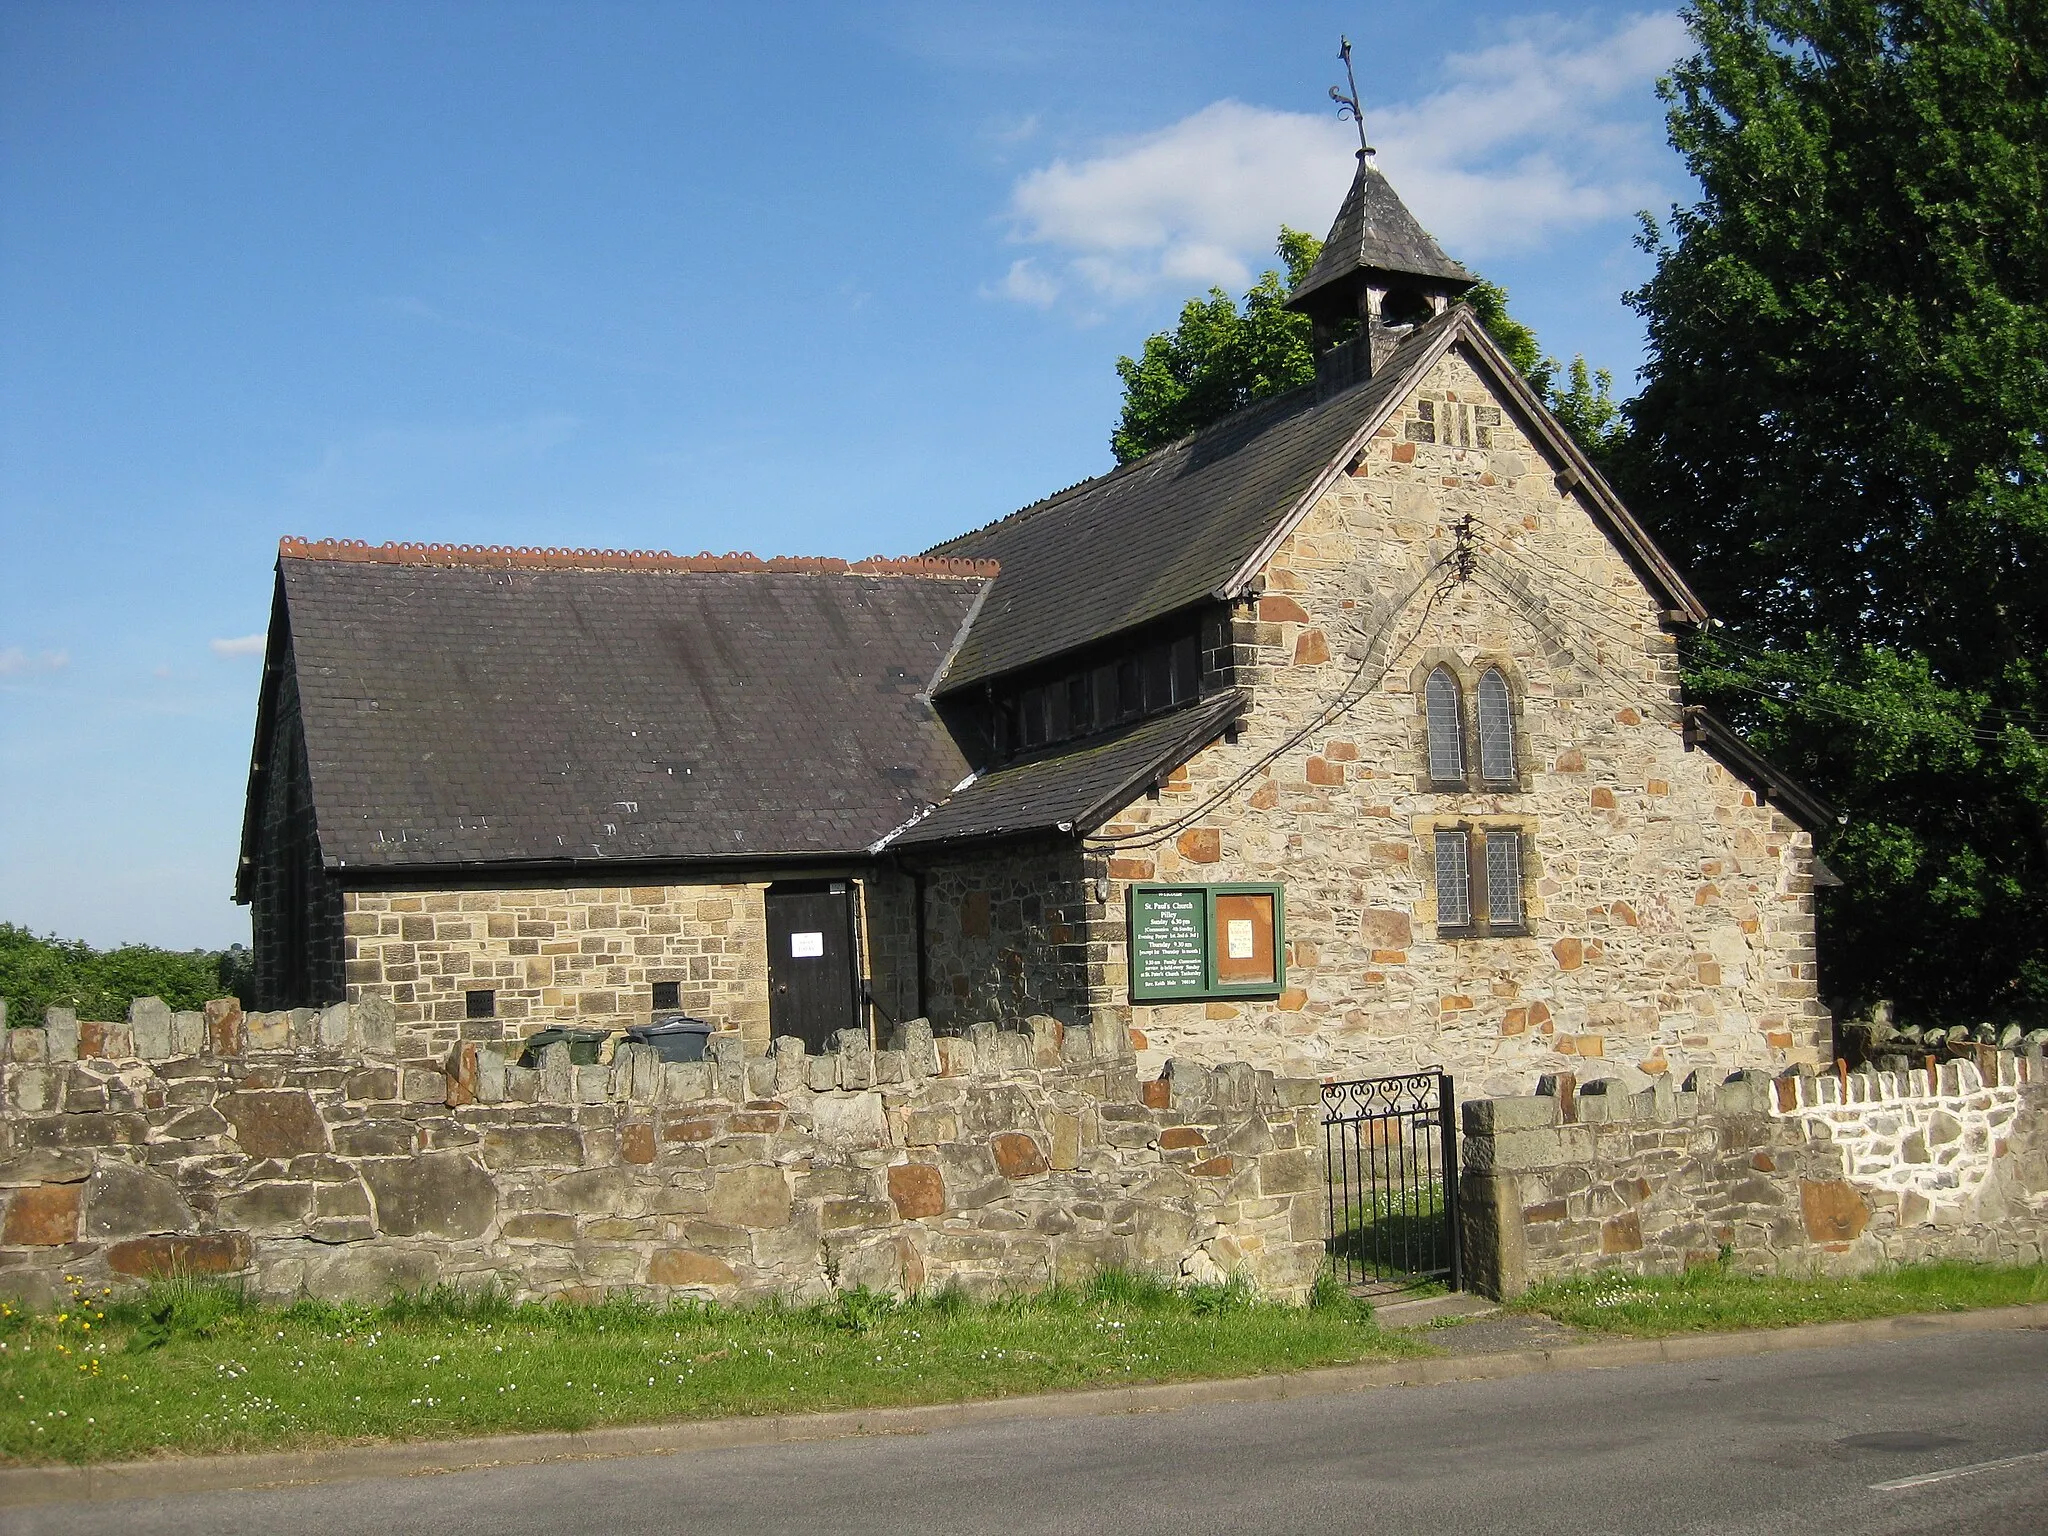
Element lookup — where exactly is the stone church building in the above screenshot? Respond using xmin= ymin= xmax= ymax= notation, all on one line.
xmin=239 ymin=152 xmax=1835 ymax=1099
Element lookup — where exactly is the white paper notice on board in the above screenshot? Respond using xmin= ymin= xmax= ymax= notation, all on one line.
xmin=1227 ymin=919 xmax=1255 ymax=960
xmin=790 ymin=931 xmax=824 ymax=958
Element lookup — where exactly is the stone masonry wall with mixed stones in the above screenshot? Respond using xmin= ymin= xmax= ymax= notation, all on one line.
xmin=342 ymin=884 xmax=773 ymax=1059
xmin=918 ymin=842 xmax=1094 ymax=1036
xmin=0 ymin=998 xmax=1327 ymax=1308
xmin=1457 ymin=1051 xmax=2048 ymax=1298
xmin=1083 ymin=346 xmax=1827 ymax=1099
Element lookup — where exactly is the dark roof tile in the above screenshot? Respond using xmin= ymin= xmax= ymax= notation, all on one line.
xmin=890 ymin=692 xmax=1246 ymax=848
xmin=280 ymin=559 xmax=983 ymax=871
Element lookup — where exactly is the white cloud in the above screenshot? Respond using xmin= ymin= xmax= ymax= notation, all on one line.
xmin=0 ymin=647 xmax=68 ymax=677
xmin=983 ymin=259 xmax=1061 ymax=307
xmin=994 ymin=12 xmax=1687 ymax=306
xmin=209 ymin=635 xmax=267 ymax=659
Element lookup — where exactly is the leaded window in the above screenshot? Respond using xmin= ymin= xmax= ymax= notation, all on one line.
xmin=1435 ymin=826 xmax=1528 ymax=937
xmin=1425 ymin=666 xmax=1465 ymax=784
xmin=1486 ymin=830 xmax=1525 ymax=931
xmin=1477 ymin=668 xmax=1515 ymax=784
xmin=1435 ymin=830 xmax=1472 ymax=930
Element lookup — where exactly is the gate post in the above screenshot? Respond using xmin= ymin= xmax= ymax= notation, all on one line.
xmin=1439 ymin=1071 xmax=1462 ymax=1292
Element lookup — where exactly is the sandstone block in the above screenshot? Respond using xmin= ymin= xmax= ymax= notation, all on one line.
xmin=3 ymin=1183 xmax=81 ymax=1245
xmin=245 ymin=1011 xmax=291 ymax=1050
xmin=546 ymin=1165 xmax=644 ymax=1217
xmin=992 ymin=1132 xmax=1048 ymax=1179
xmin=648 ymin=1248 xmax=738 ymax=1288
xmin=1256 ymin=1147 xmax=1316 ymax=1196
xmin=108 ymin=1232 xmax=250 ymax=1278
xmin=1601 ymin=1210 xmax=1644 ymax=1253
xmin=217 ymin=1182 xmax=314 ymax=1234
xmin=663 ymin=1062 xmax=709 ymax=1103
xmin=503 ymin=1213 xmax=577 ymax=1242
xmin=43 ymin=1008 xmax=80 ymax=1061
xmin=772 ymin=1037 xmax=808 ymax=1095
xmin=305 ymin=1246 xmax=437 ymax=1302
xmin=81 ymin=1161 xmax=194 ymax=1239
xmin=821 ymin=1198 xmax=897 ymax=1231
xmin=710 ymin=1165 xmax=791 ymax=1228
xmin=6 ymin=1027 xmax=44 ymax=1064
xmin=333 ymin=1120 xmax=419 ymax=1157
xmin=128 ymin=996 xmax=174 ymax=1059
xmin=171 ymin=1011 xmax=207 ymax=1056
xmin=216 ymin=1091 xmax=330 ymax=1157
xmin=888 ymin=1162 xmax=945 ymax=1219
xmin=831 ymin=1030 xmax=874 ymax=1091
xmin=318 ymin=1003 xmax=352 ymax=1048
xmin=1051 ymin=1112 xmax=1082 ymax=1170
xmin=362 ymin=1152 xmax=495 ymax=1238
xmin=1464 ymin=1097 xmax=1562 ymax=1135
xmin=1800 ymin=1179 xmax=1870 ymax=1243
xmin=812 ymin=1091 xmax=890 ymax=1151
xmin=7 ymin=1067 xmax=52 ymax=1114
xmin=351 ymin=995 xmax=398 ymax=1056
xmin=203 ymin=999 xmax=243 ymax=1056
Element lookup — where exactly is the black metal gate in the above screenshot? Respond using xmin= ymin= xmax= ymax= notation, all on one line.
xmin=1322 ymin=1071 xmax=1461 ymax=1290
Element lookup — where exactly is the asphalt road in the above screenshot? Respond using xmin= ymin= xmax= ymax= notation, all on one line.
xmin=6 ymin=1329 xmax=2046 ymax=1535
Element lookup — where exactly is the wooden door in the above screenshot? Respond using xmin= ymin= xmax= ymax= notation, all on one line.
xmin=765 ymin=881 xmax=857 ymax=1052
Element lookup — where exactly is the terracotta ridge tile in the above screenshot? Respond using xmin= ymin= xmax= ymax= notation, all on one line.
xmin=277 ymin=538 xmax=997 ymax=578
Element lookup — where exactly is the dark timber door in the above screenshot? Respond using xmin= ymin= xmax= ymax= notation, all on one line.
xmin=765 ymin=881 xmax=859 ymax=1053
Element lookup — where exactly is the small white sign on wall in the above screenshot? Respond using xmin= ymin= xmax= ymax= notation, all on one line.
xmin=790 ymin=931 xmax=825 ymax=958
xmin=1226 ymin=919 xmax=1255 ymax=960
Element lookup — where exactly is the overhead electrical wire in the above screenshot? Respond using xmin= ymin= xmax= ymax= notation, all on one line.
xmin=1082 ymin=556 xmax=1456 ymax=851
xmin=1472 ymin=526 xmax=2048 ymax=748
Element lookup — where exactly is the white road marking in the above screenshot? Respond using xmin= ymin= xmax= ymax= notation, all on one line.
xmin=1870 ymin=1448 xmax=2048 ymax=1491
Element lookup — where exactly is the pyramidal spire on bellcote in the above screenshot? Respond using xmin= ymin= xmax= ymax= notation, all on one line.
xmin=1288 ymin=38 xmax=1476 ymax=391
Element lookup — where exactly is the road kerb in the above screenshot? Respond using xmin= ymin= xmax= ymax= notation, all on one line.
xmin=5 ymin=1301 xmax=2046 ymax=1509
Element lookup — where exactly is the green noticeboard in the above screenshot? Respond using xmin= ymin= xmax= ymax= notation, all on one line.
xmin=1128 ymin=883 xmax=1284 ymax=1003
xmin=1129 ymin=888 xmax=1210 ymax=1000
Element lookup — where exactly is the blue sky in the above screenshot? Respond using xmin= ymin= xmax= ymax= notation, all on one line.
xmin=0 ymin=2 xmax=1695 ymax=950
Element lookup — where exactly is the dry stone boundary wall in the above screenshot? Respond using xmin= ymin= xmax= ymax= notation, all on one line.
xmin=1459 ymin=1052 xmax=2048 ymax=1297
xmin=0 ymin=998 xmax=1327 ymax=1310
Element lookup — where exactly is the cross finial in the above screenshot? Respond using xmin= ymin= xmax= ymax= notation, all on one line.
xmin=1329 ymin=36 xmax=1373 ymax=156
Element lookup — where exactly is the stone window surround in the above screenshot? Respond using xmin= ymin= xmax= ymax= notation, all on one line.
xmin=1409 ymin=650 xmax=1533 ymax=795
xmin=1416 ymin=814 xmax=1542 ymax=940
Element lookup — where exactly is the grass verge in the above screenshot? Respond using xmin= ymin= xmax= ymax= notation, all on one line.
xmin=1512 ymin=1259 xmax=2048 ymax=1336
xmin=0 ymin=1271 xmax=1414 ymax=1466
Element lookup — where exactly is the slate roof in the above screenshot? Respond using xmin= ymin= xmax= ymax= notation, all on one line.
xmin=266 ymin=555 xmax=984 ymax=873
xmin=888 ymin=691 xmax=1248 ymax=849
xmin=1287 ymin=153 xmax=1475 ymax=316
xmin=925 ymin=316 xmax=1455 ymax=692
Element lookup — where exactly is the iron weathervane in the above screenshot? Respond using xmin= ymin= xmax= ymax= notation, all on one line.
xmin=1330 ymin=36 xmax=1373 ymax=155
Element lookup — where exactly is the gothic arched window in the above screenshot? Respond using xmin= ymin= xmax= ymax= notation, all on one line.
xmin=1477 ymin=668 xmax=1516 ymax=785
xmin=1425 ymin=666 xmax=1465 ymax=785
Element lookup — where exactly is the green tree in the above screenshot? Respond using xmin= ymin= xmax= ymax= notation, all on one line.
xmin=0 ymin=923 xmax=245 ymax=1025
xmin=1110 ymin=229 xmax=1323 ymax=463
xmin=1112 ymin=231 xmax=1613 ymax=462
xmin=1616 ymin=0 xmax=2048 ymax=1020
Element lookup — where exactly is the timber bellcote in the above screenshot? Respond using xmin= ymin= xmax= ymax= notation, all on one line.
xmin=239 ymin=148 xmax=1834 ymax=1100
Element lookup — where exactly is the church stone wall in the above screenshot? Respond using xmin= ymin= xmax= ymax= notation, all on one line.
xmin=1459 ymin=1052 xmax=2048 ymax=1298
xmin=0 ymin=999 xmax=1325 ymax=1309
xmin=916 ymin=841 xmax=1094 ymax=1035
xmin=342 ymin=884 xmax=775 ymax=1060
xmin=1081 ymin=346 xmax=1828 ymax=1099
